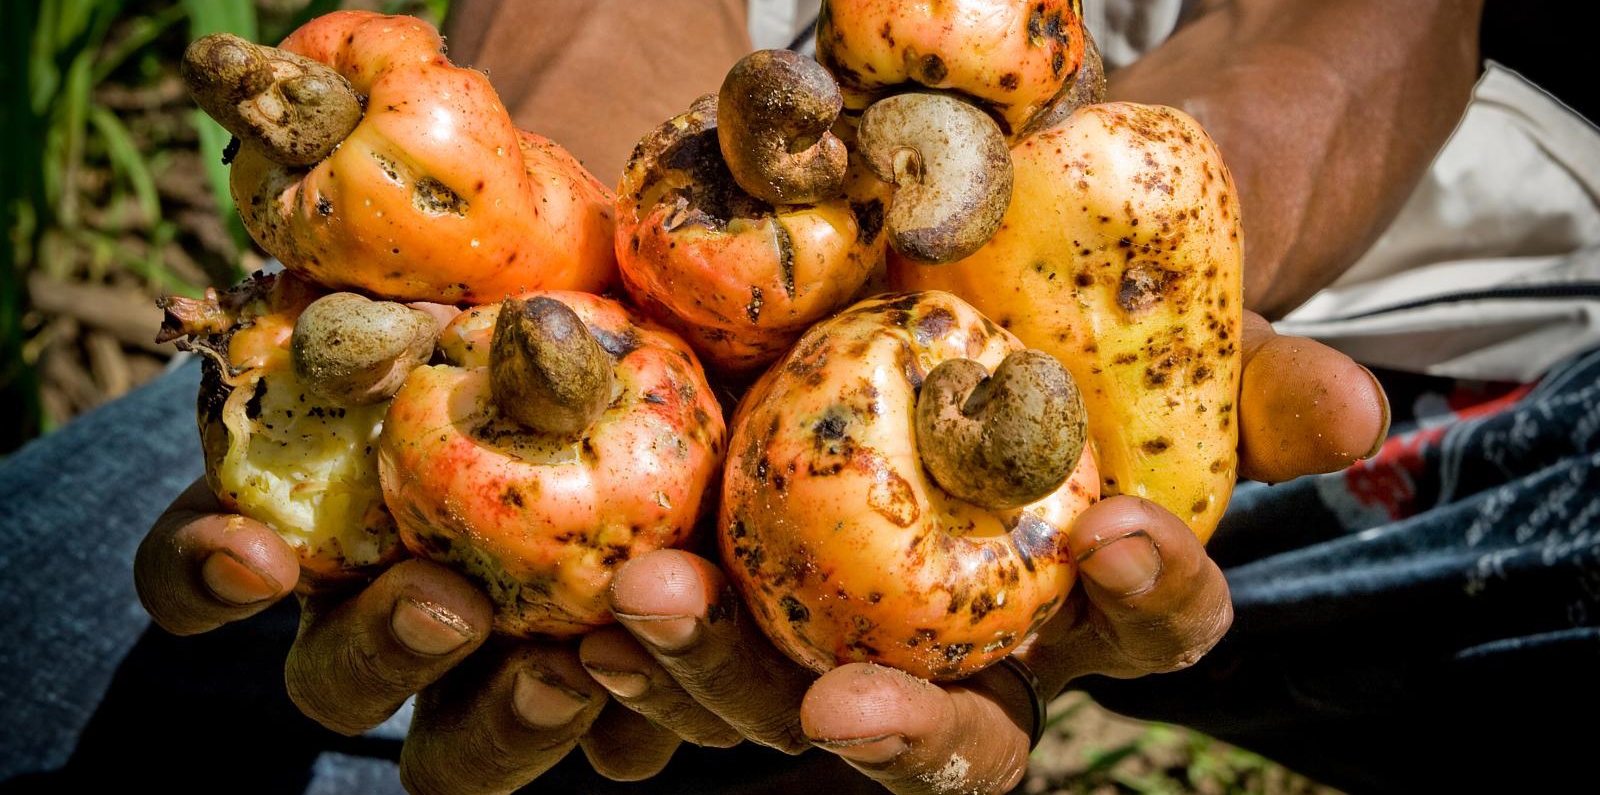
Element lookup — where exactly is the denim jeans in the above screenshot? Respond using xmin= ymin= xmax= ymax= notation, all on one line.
xmin=3 ymin=349 xmax=1597 ymax=794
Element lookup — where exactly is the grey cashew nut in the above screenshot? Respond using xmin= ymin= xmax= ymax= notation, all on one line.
xmin=915 ymin=350 xmax=1087 ymax=510
xmin=291 ymin=293 xmax=438 ymax=406
xmin=717 ymin=49 xmax=849 ymax=205
xmin=182 ymin=33 xmax=363 ymax=167
xmin=490 ymin=296 xmax=614 ymax=438
xmin=858 ymin=92 xmax=1013 ymax=264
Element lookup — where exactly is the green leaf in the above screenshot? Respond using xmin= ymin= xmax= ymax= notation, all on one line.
xmin=92 ymin=3 xmax=186 ymax=84
xmin=182 ymin=0 xmax=256 ymax=41
xmin=87 ymin=105 xmax=160 ymax=226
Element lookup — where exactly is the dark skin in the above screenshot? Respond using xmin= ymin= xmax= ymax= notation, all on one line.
xmin=136 ymin=0 xmax=1482 ymax=792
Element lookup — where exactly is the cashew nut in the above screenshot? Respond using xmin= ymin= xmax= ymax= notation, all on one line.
xmin=915 ymin=350 xmax=1086 ymax=509
xmin=857 ymin=93 xmax=1013 ymax=263
xmin=490 ymin=296 xmax=614 ymax=438
xmin=291 ymin=292 xmax=439 ymax=406
xmin=182 ymin=33 xmax=363 ymax=167
xmin=717 ymin=49 xmax=849 ymax=205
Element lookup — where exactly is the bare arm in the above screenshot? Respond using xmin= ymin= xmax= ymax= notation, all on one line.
xmin=1108 ymin=0 xmax=1485 ymax=317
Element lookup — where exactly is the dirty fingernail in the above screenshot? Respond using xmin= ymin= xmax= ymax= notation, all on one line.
xmin=202 ymin=549 xmax=281 ymax=605
xmin=583 ymin=664 xmax=650 ymax=699
xmin=513 ymin=669 xmax=591 ymax=729
xmin=1076 ymin=530 xmax=1161 ymax=595
xmin=390 ymin=597 xmax=472 ymax=656
xmin=616 ymin=613 xmax=700 ymax=653
xmin=818 ymin=734 xmax=908 ymax=765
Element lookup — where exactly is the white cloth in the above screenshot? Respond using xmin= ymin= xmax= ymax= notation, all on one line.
xmin=1276 ymin=63 xmax=1600 ymax=382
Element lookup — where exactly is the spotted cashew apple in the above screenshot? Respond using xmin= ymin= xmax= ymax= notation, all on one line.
xmin=812 ymin=1 xmax=1104 ymax=265
xmin=719 ymin=292 xmax=1098 ymax=680
xmin=816 ymin=0 xmax=1091 ymax=141
xmin=893 ymin=103 xmax=1244 ymax=541
xmin=158 ymin=272 xmax=433 ymax=586
xmin=379 ymin=292 xmax=726 ymax=637
xmin=183 ymin=11 xmax=616 ymax=304
xmin=615 ymin=53 xmax=892 ymax=376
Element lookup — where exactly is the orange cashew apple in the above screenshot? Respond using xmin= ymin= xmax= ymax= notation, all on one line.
xmin=816 ymin=0 xmax=1092 ymax=141
xmin=183 ymin=11 xmax=616 ymax=303
xmin=719 ymin=291 xmax=1098 ymax=680
xmin=159 ymin=272 xmax=426 ymax=586
xmin=615 ymin=60 xmax=892 ymax=376
xmin=379 ymin=292 xmax=726 ymax=637
xmin=893 ymin=103 xmax=1244 ymax=541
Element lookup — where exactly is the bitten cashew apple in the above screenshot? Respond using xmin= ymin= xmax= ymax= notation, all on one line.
xmin=158 ymin=272 xmax=420 ymax=586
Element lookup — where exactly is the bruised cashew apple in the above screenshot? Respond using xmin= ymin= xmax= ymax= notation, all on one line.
xmin=719 ymin=292 xmax=1098 ymax=680
xmin=159 ymin=273 xmax=429 ymax=585
xmin=379 ymin=293 xmax=725 ymax=637
xmin=894 ymin=103 xmax=1244 ymax=541
xmin=185 ymin=12 xmax=616 ymax=303
xmin=616 ymin=90 xmax=891 ymax=375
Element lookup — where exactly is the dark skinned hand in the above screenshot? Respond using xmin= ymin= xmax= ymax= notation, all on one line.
xmin=134 ymin=310 xmax=1388 ymax=795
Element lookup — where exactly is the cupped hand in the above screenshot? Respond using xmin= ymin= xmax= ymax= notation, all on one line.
xmin=589 ymin=313 xmax=1389 ymax=795
xmin=133 ymin=312 xmax=1387 ymax=795
xmin=135 ymin=480 xmax=629 ymax=794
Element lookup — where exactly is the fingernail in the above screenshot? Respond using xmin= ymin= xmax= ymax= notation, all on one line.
xmin=1360 ymin=365 xmax=1391 ymax=459
xmin=583 ymin=664 xmax=650 ymax=699
xmin=201 ymin=550 xmax=281 ymax=605
xmin=513 ymin=669 xmax=591 ymax=729
xmin=614 ymin=613 xmax=700 ymax=653
xmin=817 ymin=734 xmax=908 ymax=765
xmin=1076 ymin=530 xmax=1161 ymax=595
xmin=390 ymin=597 xmax=472 ymax=656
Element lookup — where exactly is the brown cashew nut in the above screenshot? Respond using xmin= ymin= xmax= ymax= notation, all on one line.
xmin=858 ymin=93 xmax=1013 ymax=264
xmin=717 ymin=49 xmax=849 ymax=205
xmin=916 ymin=349 xmax=1087 ymax=510
xmin=490 ymin=296 xmax=615 ymax=438
xmin=290 ymin=293 xmax=439 ymax=406
xmin=182 ymin=33 xmax=363 ymax=167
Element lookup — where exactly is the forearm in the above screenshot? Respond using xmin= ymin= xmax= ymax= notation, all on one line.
xmin=1107 ymin=0 xmax=1484 ymax=317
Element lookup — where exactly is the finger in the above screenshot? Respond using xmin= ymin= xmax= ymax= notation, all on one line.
xmin=402 ymin=641 xmax=608 ymax=795
xmin=286 ymin=558 xmax=493 ymax=735
xmin=1238 ymin=311 xmax=1390 ymax=483
xmin=801 ymin=663 xmax=1032 ymax=795
xmin=579 ymin=700 xmax=683 ymax=782
xmin=578 ymin=624 xmax=743 ymax=748
xmin=1024 ymin=495 xmax=1232 ymax=688
xmin=134 ymin=478 xmax=299 ymax=635
xmin=609 ymin=549 xmax=815 ymax=753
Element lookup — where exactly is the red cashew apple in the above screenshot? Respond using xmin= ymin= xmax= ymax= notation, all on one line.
xmin=615 ymin=57 xmax=892 ymax=376
xmin=719 ymin=291 xmax=1098 ymax=680
xmin=183 ymin=11 xmax=617 ymax=303
xmin=379 ymin=292 xmax=726 ymax=637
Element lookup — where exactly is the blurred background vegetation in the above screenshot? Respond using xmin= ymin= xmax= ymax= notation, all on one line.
xmin=0 ymin=0 xmax=446 ymax=453
xmin=0 ymin=2 xmax=1339 ymax=792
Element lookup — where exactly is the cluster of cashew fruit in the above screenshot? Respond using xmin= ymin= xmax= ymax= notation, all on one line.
xmin=164 ymin=0 xmax=1243 ymax=691
xmin=168 ymin=11 xmax=722 ymax=634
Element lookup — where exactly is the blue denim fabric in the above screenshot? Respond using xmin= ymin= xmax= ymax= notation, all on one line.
xmin=1084 ymin=347 xmax=1600 ymax=794
xmin=2 ymin=349 xmax=1597 ymax=794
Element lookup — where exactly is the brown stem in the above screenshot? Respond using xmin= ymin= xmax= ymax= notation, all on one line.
xmin=182 ymin=33 xmax=363 ymax=167
xmin=915 ymin=350 xmax=1086 ymax=510
xmin=490 ymin=297 xmax=614 ymax=438
xmin=717 ymin=49 xmax=848 ymax=205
